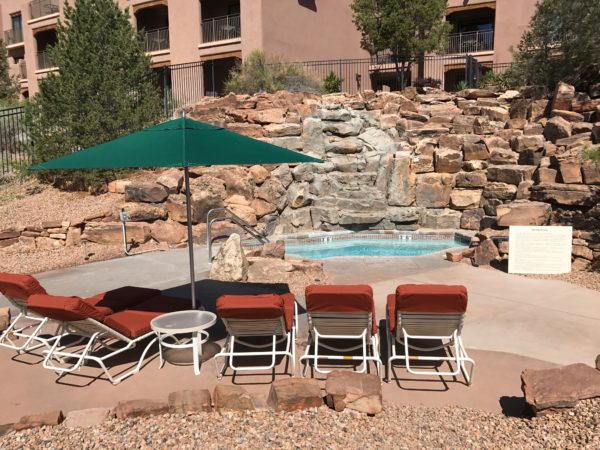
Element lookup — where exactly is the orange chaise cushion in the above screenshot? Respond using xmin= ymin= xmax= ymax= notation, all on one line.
xmin=395 ymin=284 xmax=468 ymax=314
xmin=387 ymin=294 xmax=398 ymax=333
xmin=0 ymin=273 xmax=47 ymax=300
xmin=27 ymin=294 xmax=107 ymax=322
xmin=305 ymin=284 xmax=377 ymax=333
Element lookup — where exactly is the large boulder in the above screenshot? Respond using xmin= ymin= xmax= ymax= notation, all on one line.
xmin=449 ymin=189 xmax=482 ymax=210
xmin=116 ymin=203 xmax=167 ymax=222
xmin=156 ymin=168 xmax=183 ymax=194
xmin=83 ymin=223 xmax=150 ymax=245
xmin=421 ymin=209 xmax=461 ymax=229
xmin=267 ymin=378 xmax=322 ymax=412
xmin=0 ymin=307 xmax=10 ymax=332
xmin=551 ymin=81 xmax=575 ymax=111
xmin=483 ymin=182 xmax=518 ymax=200
xmin=521 ymin=363 xmax=600 ymax=415
xmin=530 ymin=183 xmax=595 ymax=206
xmin=191 ymin=191 xmax=224 ymax=224
xmin=543 ymin=116 xmax=572 ymax=143
xmin=124 ymin=183 xmax=169 ymax=203
xmin=456 ymin=171 xmax=487 ymax=188
xmin=168 ymin=389 xmax=212 ymax=414
xmin=463 ymin=142 xmax=489 ymax=161
xmin=209 ymin=234 xmax=248 ymax=282
xmin=255 ymin=178 xmax=287 ymax=211
xmin=416 ymin=173 xmax=455 ymax=208
xmin=472 ymin=239 xmax=499 ymax=266
xmin=460 ymin=209 xmax=485 ymax=230
xmin=358 ymin=128 xmax=397 ymax=153
xmin=150 ymin=220 xmax=187 ymax=245
xmin=213 ymin=385 xmax=255 ymax=412
xmin=434 ymin=149 xmax=463 ymax=173
xmin=63 ymin=408 xmax=114 ymax=429
xmin=325 ymin=371 xmax=383 ymax=414
xmin=114 ymin=399 xmax=169 ymax=419
xmin=487 ymin=165 xmax=536 ymax=185
xmin=387 ymin=153 xmax=416 ymax=206
xmin=496 ymin=201 xmax=552 ymax=226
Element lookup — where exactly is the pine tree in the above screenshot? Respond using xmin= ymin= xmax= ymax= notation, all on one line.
xmin=511 ymin=0 xmax=600 ymax=89
xmin=351 ymin=0 xmax=450 ymax=89
xmin=0 ymin=39 xmax=18 ymax=105
xmin=26 ymin=0 xmax=162 ymax=187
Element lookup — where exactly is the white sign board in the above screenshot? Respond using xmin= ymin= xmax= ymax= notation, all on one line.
xmin=508 ymin=226 xmax=572 ymax=274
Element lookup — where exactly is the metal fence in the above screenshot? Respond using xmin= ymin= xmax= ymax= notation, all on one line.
xmin=201 ymin=14 xmax=241 ymax=43
xmin=298 ymin=54 xmax=509 ymax=94
xmin=37 ymin=51 xmax=55 ymax=70
xmin=29 ymin=0 xmax=59 ymax=20
xmin=0 ymin=107 xmax=30 ymax=174
xmin=4 ymin=28 xmax=24 ymax=46
xmin=158 ymin=61 xmax=208 ymax=117
xmin=447 ymin=30 xmax=494 ymax=55
xmin=144 ymin=27 xmax=170 ymax=53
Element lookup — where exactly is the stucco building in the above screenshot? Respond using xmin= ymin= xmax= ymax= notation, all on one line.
xmin=0 ymin=0 xmax=538 ymax=99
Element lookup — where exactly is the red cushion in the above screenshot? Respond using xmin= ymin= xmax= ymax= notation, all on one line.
xmin=387 ymin=294 xmax=397 ymax=333
xmin=217 ymin=294 xmax=291 ymax=330
xmin=305 ymin=284 xmax=377 ymax=333
xmin=83 ymin=287 xmax=163 ymax=315
xmin=0 ymin=273 xmax=46 ymax=300
xmin=27 ymin=294 xmax=107 ymax=322
xmin=395 ymin=284 xmax=468 ymax=314
xmin=103 ymin=310 xmax=160 ymax=339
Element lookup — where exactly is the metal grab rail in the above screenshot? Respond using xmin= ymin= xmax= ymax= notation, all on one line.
xmin=207 ymin=207 xmax=269 ymax=262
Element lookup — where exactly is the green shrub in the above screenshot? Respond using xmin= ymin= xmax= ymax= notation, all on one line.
xmin=477 ymin=70 xmax=519 ymax=90
xmin=323 ymin=72 xmax=344 ymax=94
xmin=582 ymin=145 xmax=600 ymax=164
xmin=224 ymin=50 xmax=322 ymax=94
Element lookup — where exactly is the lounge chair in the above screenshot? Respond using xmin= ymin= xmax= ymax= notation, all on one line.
xmin=26 ymin=292 xmax=190 ymax=384
xmin=0 ymin=273 xmax=54 ymax=353
xmin=300 ymin=285 xmax=381 ymax=377
xmin=385 ymin=284 xmax=475 ymax=384
xmin=214 ymin=293 xmax=297 ymax=379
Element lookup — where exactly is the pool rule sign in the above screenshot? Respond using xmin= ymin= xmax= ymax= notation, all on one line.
xmin=508 ymin=226 xmax=573 ymax=274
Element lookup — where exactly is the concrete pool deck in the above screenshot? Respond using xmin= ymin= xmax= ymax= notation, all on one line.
xmin=0 ymin=247 xmax=598 ymax=423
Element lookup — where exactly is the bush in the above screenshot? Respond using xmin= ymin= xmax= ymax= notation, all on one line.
xmin=323 ymin=72 xmax=344 ymax=94
xmin=511 ymin=0 xmax=600 ymax=90
xmin=477 ymin=70 xmax=519 ymax=90
xmin=414 ymin=77 xmax=442 ymax=89
xmin=224 ymin=50 xmax=322 ymax=94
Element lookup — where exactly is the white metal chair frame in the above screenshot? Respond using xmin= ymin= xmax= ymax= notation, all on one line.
xmin=42 ymin=318 xmax=157 ymax=385
xmin=385 ymin=310 xmax=475 ymax=385
xmin=0 ymin=295 xmax=60 ymax=354
xmin=215 ymin=302 xmax=297 ymax=379
xmin=300 ymin=311 xmax=381 ymax=377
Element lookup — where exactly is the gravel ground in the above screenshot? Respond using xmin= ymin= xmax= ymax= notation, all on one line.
xmin=1 ymin=400 xmax=598 ymax=449
xmin=521 ymin=271 xmax=600 ymax=293
xmin=0 ymin=242 xmax=163 ymax=274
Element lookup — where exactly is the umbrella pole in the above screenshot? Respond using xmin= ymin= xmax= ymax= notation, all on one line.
xmin=184 ymin=166 xmax=197 ymax=309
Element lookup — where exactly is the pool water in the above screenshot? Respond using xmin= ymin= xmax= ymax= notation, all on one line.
xmin=285 ymin=238 xmax=466 ymax=259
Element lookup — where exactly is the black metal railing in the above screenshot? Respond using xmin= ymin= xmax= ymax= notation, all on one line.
xmin=37 ymin=51 xmax=55 ymax=70
xmin=144 ymin=27 xmax=169 ymax=53
xmin=201 ymin=14 xmax=241 ymax=43
xmin=4 ymin=28 xmax=24 ymax=45
xmin=447 ymin=30 xmax=494 ymax=54
xmin=29 ymin=0 xmax=59 ymax=20
xmin=0 ymin=107 xmax=30 ymax=174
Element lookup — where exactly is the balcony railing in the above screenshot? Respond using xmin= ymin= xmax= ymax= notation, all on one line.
xmin=37 ymin=51 xmax=55 ymax=70
xmin=447 ymin=30 xmax=494 ymax=54
xmin=29 ymin=0 xmax=59 ymax=20
xmin=4 ymin=29 xmax=24 ymax=46
xmin=201 ymin=14 xmax=241 ymax=43
xmin=19 ymin=60 xmax=27 ymax=79
xmin=144 ymin=27 xmax=169 ymax=53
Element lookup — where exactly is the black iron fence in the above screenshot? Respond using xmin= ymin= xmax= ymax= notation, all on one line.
xmin=0 ymin=106 xmax=30 ymax=174
xmin=299 ymin=54 xmax=512 ymax=94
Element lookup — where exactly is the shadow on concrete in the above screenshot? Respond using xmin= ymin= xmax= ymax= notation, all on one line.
xmin=162 ymin=279 xmax=293 ymax=341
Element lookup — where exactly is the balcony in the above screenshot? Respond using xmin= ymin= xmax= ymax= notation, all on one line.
xmin=4 ymin=29 xmax=24 ymax=46
xmin=37 ymin=51 xmax=55 ymax=70
xmin=29 ymin=0 xmax=59 ymax=20
xmin=447 ymin=30 xmax=494 ymax=54
xmin=19 ymin=61 xmax=27 ymax=80
xmin=201 ymin=14 xmax=241 ymax=43
xmin=144 ymin=27 xmax=169 ymax=52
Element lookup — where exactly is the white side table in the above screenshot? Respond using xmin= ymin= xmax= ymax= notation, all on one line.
xmin=150 ymin=310 xmax=217 ymax=375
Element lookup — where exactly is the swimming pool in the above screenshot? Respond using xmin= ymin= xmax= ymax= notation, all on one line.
xmin=284 ymin=235 xmax=467 ymax=259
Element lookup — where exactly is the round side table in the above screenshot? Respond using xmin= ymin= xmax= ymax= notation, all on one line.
xmin=150 ymin=310 xmax=217 ymax=375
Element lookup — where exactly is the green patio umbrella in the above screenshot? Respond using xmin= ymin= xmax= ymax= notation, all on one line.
xmin=31 ymin=117 xmax=322 ymax=308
